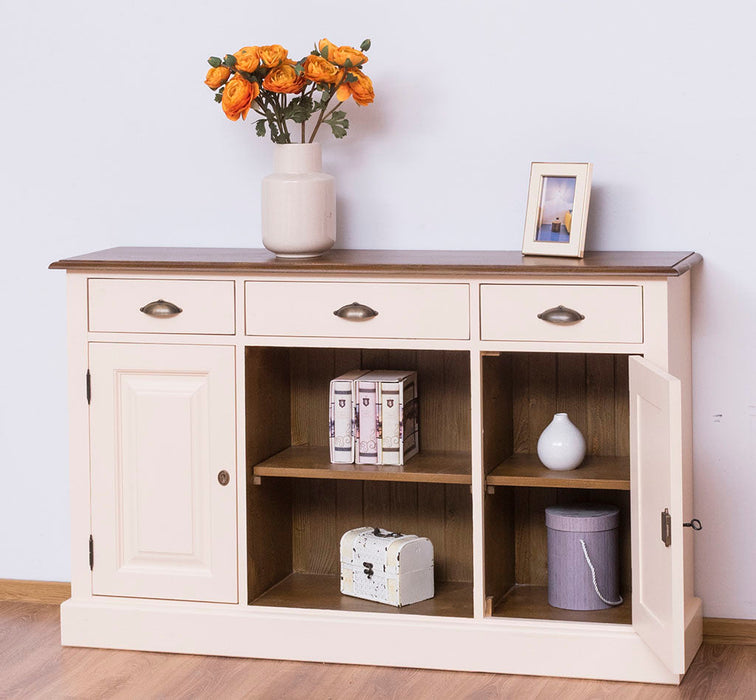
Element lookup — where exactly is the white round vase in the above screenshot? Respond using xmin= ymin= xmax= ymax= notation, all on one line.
xmin=536 ymin=413 xmax=586 ymax=471
xmin=261 ymin=143 xmax=336 ymax=258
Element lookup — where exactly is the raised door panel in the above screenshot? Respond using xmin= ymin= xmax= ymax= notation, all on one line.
xmin=629 ymin=356 xmax=685 ymax=673
xmin=89 ymin=343 xmax=237 ymax=603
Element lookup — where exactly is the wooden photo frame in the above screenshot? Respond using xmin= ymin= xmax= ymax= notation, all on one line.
xmin=522 ymin=162 xmax=593 ymax=258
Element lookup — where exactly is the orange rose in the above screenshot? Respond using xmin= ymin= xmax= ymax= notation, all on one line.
xmin=233 ymin=46 xmax=260 ymax=73
xmin=318 ymin=38 xmax=338 ymax=59
xmin=335 ymin=69 xmax=374 ymax=106
xmin=221 ymin=76 xmax=259 ymax=121
xmin=204 ymin=65 xmax=231 ymax=89
xmin=258 ymin=44 xmax=287 ymax=68
xmin=318 ymin=38 xmax=368 ymax=67
xmin=303 ymin=55 xmax=342 ymax=84
xmin=333 ymin=45 xmax=368 ymax=67
xmin=262 ymin=63 xmax=307 ymax=94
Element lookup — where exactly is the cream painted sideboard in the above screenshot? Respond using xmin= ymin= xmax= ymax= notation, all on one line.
xmin=50 ymin=248 xmax=703 ymax=684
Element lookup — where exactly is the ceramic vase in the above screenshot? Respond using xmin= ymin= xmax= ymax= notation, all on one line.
xmin=536 ymin=413 xmax=586 ymax=471
xmin=261 ymin=143 xmax=336 ymax=258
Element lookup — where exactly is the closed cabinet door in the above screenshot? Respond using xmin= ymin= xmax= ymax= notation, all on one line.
xmin=629 ymin=356 xmax=686 ymax=673
xmin=89 ymin=343 xmax=237 ymax=603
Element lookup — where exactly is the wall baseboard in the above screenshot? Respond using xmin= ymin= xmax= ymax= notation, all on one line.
xmin=703 ymin=617 xmax=756 ymax=646
xmin=0 ymin=579 xmax=71 ymax=605
xmin=2 ymin=579 xmax=754 ymax=645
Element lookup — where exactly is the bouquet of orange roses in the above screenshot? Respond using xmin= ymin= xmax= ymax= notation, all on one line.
xmin=204 ymin=39 xmax=374 ymax=144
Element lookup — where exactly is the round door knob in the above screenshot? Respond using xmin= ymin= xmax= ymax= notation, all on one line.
xmin=217 ymin=470 xmax=230 ymax=486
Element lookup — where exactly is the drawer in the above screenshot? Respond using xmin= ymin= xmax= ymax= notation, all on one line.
xmin=480 ymin=284 xmax=643 ymax=343
xmin=245 ymin=281 xmax=469 ymax=339
xmin=88 ymin=279 xmax=236 ymax=334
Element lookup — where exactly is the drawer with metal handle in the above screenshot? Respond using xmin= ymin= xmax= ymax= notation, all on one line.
xmin=245 ymin=281 xmax=469 ymax=339
xmin=88 ymin=278 xmax=236 ymax=334
xmin=480 ymin=284 xmax=643 ymax=343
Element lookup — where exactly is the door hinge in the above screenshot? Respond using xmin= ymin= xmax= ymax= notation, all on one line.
xmin=86 ymin=370 xmax=91 ymax=405
xmin=89 ymin=535 xmax=94 ymax=570
xmin=661 ymin=508 xmax=672 ymax=547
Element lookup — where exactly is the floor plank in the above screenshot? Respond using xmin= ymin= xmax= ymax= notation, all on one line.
xmin=0 ymin=602 xmax=754 ymax=698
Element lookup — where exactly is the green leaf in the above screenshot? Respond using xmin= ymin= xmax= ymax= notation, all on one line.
xmin=344 ymin=58 xmax=353 ymax=69
xmin=237 ymin=69 xmax=258 ymax=83
xmin=214 ymin=93 xmax=223 ymax=103
xmin=208 ymin=56 xmax=222 ymax=68
xmin=269 ymin=121 xmax=281 ymax=144
xmin=223 ymin=54 xmax=237 ymax=67
xmin=310 ymin=49 xmax=320 ymax=56
xmin=285 ymin=94 xmax=314 ymax=123
xmin=313 ymin=88 xmax=332 ymax=110
xmin=255 ymin=119 xmax=266 ymax=137
xmin=344 ymin=73 xmax=358 ymax=83
xmin=320 ymin=44 xmax=329 ymax=59
xmin=360 ymin=39 xmax=371 ymax=52
xmin=329 ymin=122 xmax=348 ymax=139
xmin=324 ymin=110 xmax=349 ymax=139
xmin=293 ymin=62 xmax=304 ymax=76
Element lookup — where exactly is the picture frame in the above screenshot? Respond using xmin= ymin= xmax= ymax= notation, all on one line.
xmin=521 ymin=162 xmax=593 ymax=258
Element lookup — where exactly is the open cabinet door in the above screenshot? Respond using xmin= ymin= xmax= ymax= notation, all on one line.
xmin=629 ymin=356 xmax=685 ymax=674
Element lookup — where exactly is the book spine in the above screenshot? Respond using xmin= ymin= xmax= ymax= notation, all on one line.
xmin=329 ymin=380 xmax=356 ymax=463
xmin=401 ymin=377 xmax=419 ymax=463
xmin=379 ymin=382 xmax=402 ymax=465
xmin=356 ymin=381 xmax=379 ymax=464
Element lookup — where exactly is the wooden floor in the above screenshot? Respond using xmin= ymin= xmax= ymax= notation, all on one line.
xmin=1 ymin=602 xmax=754 ymax=699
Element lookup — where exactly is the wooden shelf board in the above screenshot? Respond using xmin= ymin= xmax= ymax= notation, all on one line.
xmin=486 ymin=454 xmax=630 ymax=490
xmin=250 ymin=572 xmax=473 ymax=618
xmin=253 ymin=446 xmax=472 ymax=484
xmin=491 ymin=585 xmax=631 ymax=625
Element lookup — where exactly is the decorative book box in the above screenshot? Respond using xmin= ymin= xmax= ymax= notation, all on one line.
xmin=329 ymin=370 xmax=370 ymax=463
xmin=360 ymin=369 xmax=419 ymax=465
xmin=340 ymin=527 xmax=434 ymax=607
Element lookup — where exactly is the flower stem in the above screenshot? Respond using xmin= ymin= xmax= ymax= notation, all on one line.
xmin=308 ymin=85 xmax=338 ymax=143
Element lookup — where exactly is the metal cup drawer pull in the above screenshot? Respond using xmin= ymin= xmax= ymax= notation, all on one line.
xmin=139 ymin=299 xmax=183 ymax=318
xmin=333 ymin=301 xmax=379 ymax=321
xmin=537 ymin=305 xmax=585 ymax=324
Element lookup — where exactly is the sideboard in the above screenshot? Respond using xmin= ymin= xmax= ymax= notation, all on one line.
xmin=50 ymin=248 xmax=703 ymax=684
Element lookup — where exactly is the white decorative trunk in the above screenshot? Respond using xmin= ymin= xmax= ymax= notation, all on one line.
xmin=261 ymin=143 xmax=336 ymax=258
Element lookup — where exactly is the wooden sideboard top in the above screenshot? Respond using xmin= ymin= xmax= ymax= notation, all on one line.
xmin=49 ymin=248 xmax=702 ymax=277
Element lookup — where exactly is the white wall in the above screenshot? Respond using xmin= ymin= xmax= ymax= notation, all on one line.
xmin=1 ymin=1 xmax=753 ymax=619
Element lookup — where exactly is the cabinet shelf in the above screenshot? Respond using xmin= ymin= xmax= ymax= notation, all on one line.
xmin=253 ymin=446 xmax=472 ymax=484
xmin=486 ymin=454 xmax=630 ymax=490
xmin=491 ymin=584 xmax=631 ymax=625
xmin=251 ymin=572 xmax=473 ymax=618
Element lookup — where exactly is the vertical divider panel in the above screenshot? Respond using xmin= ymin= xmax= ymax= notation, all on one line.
xmin=235 ymin=277 xmax=248 ymax=605
xmin=469 ymin=279 xmax=485 ymax=617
